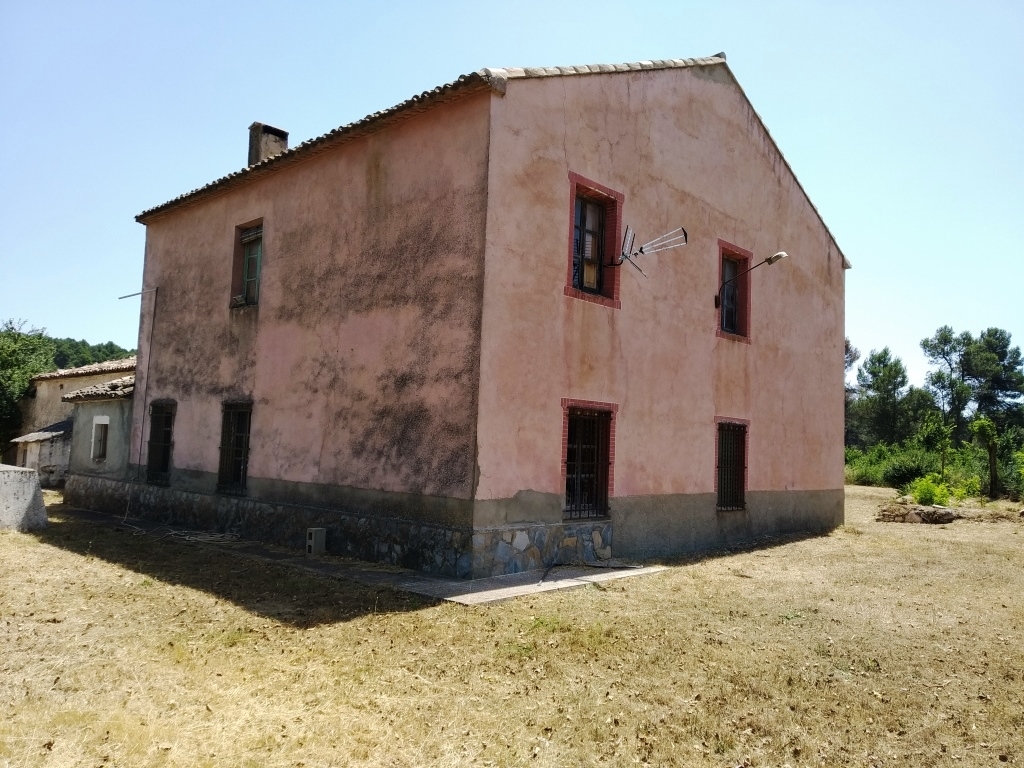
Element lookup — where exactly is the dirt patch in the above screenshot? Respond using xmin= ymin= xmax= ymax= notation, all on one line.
xmin=1 ymin=487 xmax=1022 ymax=766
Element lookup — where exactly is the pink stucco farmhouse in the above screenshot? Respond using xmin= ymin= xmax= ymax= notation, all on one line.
xmin=65 ymin=55 xmax=849 ymax=578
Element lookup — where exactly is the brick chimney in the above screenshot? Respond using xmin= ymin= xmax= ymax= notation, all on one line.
xmin=248 ymin=122 xmax=289 ymax=166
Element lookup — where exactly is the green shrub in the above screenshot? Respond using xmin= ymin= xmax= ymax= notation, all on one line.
xmin=847 ymin=462 xmax=885 ymax=486
xmin=906 ymin=474 xmax=951 ymax=506
xmin=951 ymin=475 xmax=982 ymax=501
xmin=882 ymin=448 xmax=938 ymax=489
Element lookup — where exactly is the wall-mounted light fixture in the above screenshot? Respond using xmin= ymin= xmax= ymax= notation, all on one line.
xmin=714 ymin=251 xmax=788 ymax=308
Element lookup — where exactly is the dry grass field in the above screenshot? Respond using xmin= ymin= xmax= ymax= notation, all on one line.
xmin=2 ymin=487 xmax=1022 ymax=767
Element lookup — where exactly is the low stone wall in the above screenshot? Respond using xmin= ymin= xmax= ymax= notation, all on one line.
xmin=0 ymin=467 xmax=47 ymax=531
xmin=65 ymin=474 xmax=611 ymax=579
xmin=877 ymin=502 xmax=957 ymax=524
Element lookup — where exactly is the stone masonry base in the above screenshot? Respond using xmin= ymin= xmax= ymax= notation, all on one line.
xmin=64 ymin=474 xmax=611 ymax=579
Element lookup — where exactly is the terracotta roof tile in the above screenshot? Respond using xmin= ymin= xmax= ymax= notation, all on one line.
xmin=135 ymin=56 xmax=727 ymax=224
xmin=32 ymin=357 xmax=137 ymax=382
xmin=62 ymin=374 xmax=135 ymax=402
xmin=11 ymin=419 xmax=73 ymax=444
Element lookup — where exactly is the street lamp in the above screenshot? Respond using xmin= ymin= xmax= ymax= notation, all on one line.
xmin=714 ymin=251 xmax=788 ymax=308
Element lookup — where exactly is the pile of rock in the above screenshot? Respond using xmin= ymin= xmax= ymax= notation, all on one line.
xmin=876 ymin=496 xmax=958 ymax=524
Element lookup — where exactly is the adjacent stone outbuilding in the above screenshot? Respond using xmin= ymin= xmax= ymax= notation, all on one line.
xmin=7 ymin=358 xmax=136 ymax=486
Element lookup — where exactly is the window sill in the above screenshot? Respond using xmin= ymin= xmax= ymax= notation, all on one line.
xmin=716 ymin=505 xmax=746 ymax=513
xmin=564 ymin=286 xmax=621 ymax=310
xmin=716 ymin=328 xmax=751 ymax=345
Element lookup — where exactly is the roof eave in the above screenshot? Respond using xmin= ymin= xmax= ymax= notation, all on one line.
xmin=136 ymin=73 xmax=498 ymax=224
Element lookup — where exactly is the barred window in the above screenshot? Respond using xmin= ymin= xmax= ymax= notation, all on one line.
xmin=217 ymin=403 xmax=252 ymax=495
xmin=717 ymin=422 xmax=746 ymax=510
xmin=565 ymin=408 xmax=611 ymax=519
xmin=147 ymin=404 xmax=175 ymax=485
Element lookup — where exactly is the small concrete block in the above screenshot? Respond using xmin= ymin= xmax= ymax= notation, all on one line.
xmin=306 ymin=527 xmax=326 ymax=557
xmin=0 ymin=467 xmax=47 ymax=532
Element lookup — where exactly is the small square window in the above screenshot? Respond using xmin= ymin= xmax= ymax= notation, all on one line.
xmin=717 ymin=421 xmax=747 ymax=510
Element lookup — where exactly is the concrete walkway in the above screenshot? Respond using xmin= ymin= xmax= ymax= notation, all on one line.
xmin=53 ymin=505 xmax=666 ymax=605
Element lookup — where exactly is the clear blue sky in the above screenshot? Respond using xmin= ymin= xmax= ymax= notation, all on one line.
xmin=1 ymin=0 xmax=1021 ymax=385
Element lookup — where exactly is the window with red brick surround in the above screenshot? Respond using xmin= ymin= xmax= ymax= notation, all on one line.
xmin=715 ymin=418 xmax=749 ymax=511
xmin=564 ymin=172 xmax=624 ymax=310
xmin=561 ymin=398 xmax=618 ymax=519
xmin=717 ymin=239 xmax=753 ymax=343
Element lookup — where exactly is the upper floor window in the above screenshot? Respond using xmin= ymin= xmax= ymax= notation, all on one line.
xmin=573 ymin=196 xmax=605 ymax=294
xmin=231 ymin=222 xmax=263 ymax=307
xmin=564 ymin=173 xmax=623 ymax=310
xmin=717 ymin=240 xmax=752 ymax=340
xmin=720 ymin=256 xmax=741 ymax=334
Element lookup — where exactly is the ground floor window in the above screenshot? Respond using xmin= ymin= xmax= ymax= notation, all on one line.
xmin=565 ymin=408 xmax=612 ymax=519
xmin=147 ymin=404 xmax=175 ymax=485
xmin=717 ymin=421 xmax=747 ymax=510
xmin=218 ymin=403 xmax=252 ymax=495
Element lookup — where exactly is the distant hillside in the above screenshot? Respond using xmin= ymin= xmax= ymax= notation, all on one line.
xmin=51 ymin=337 xmax=135 ymax=370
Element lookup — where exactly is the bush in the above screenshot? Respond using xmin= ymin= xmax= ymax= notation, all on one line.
xmin=882 ymin=448 xmax=938 ymax=489
xmin=951 ymin=475 xmax=982 ymax=501
xmin=906 ymin=474 xmax=951 ymax=506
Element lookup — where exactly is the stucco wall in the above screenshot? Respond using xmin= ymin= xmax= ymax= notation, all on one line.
xmin=474 ymin=65 xmax=845 ymax=528
xmin=131 ymin=91 xmax=491 ymax=520
xmin=68 ymin=400 xmax=133 ymax=480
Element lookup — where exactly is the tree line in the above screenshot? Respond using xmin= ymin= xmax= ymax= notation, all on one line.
xmin=0 ymin=320 xmax=135 ymax=445
xmin=846 ymin=326 xmax=1024 ymax=501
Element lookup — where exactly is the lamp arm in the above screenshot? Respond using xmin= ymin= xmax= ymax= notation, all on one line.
xmin=714 ymin=258 xmax=770 ymax=308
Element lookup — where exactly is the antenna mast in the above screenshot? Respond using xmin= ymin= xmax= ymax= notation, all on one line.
xmin=614 ymin=226 xmax=688 ymax=278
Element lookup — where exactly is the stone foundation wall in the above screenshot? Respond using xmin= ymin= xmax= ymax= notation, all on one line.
xmin=470 ymin=521 xmax=612 ymax=578
xmin=64 ymin=474 xmax=611 ymax=579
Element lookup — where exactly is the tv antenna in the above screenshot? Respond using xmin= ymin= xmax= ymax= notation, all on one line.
xmin=614 ymin=226 xmax=688 ymax=278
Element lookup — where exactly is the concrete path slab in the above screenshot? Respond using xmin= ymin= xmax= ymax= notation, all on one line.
xmin=50 ymin=505 xmax=666 ymax=604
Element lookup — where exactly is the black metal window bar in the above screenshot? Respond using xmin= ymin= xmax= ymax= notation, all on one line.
xmin=721 ymin=256 xmax=740 ymax=334
xmin=573 ymin=195 xmax=605 ymax=294
xmin=146 ymin=404 xmax=175 ymax=485
xmin=218 ymin=403 xmax=252 ymax=495
xmin=565 ymin=408 xmax=611 ymax=519
xmin=717 ymin=422 xmax=747 ymax=510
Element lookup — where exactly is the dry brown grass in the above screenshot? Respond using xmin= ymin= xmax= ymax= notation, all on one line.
xmin=2 ymin=487 xmax=1022 ymax=767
